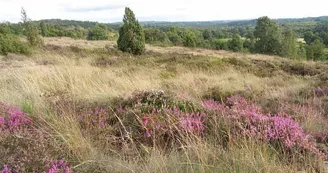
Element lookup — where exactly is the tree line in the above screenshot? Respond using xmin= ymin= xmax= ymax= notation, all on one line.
xmin=0 ymin=7 xmax=327 ymax=60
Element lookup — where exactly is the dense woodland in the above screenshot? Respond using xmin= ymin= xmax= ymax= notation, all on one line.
xmin=1 ymin=10 xmax=328 ymax=59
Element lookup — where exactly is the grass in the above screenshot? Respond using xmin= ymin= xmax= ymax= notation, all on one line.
xmin=1 ymin=37 xmax=328 ymax=172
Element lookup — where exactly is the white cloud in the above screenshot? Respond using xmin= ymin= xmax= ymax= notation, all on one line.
xmin=0 ymin=0 xmax=327 ymax=23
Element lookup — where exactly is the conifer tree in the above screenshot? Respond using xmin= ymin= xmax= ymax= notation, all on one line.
xmin=117 ymin=7 xmax=145 ymax=55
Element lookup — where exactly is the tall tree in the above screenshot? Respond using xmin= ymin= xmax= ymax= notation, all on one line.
xmin=254 ymin=16 xmax=282 ymax=55
xmin=117 ymin=7 xmax=145 ymax=55
xmin=40 ymin=21 xmax=48 ymax=37
xmin=306 ymin=39 xmax=325 ymax=61
xmin=228 ymin=29 xmax=243 ymax=52
xmin=21 ymin=8 xmax=42 ymax=46
xmin=244 ymin=32 xmax=255 ymax=52
xmin=202 ymin=29 xmax=213 ymax=40
xmin=281 ymin=29 xmax=298 ymax=59
xmin=182 ymin=30 xmax=196 ymax=47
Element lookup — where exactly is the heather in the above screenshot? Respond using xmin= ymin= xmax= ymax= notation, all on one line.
xmin=0 ymin=103 xmax=72 ymax=172
xmin=1 ymin=37 xmax=328 ymax=172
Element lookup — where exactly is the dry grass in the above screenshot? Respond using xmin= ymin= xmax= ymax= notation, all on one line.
xmin=0 ymin=51 xmax=310 ymax=112
xmin=44 ymin=37 xmax=282 ymax=61
xmin=1 ymin=37 xmax=327 ymax=172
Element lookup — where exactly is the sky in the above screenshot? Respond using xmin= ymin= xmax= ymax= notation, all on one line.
xmin=0 ymin=0 xmax=327 ymax=23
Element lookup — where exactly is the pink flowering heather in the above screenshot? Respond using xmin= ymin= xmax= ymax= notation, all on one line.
xmin=78 ymin=107 xmax=109 ymax=128
xmin=44 ymin=159 xmax=71 ymax=173
xmin=1 ymin=165 xmax=10 ymax=173
xmin=115 ymin=107 xmax=125 ymax=114
xmin=0 ymin=103 xmax=30 ymax=132
xmin=1 ymin=103 xmax=71 ymax=172
xmin=202 ymin=96 xmax=326 ymax=158
xmin=142 ymin=107 xmax=207 ymax=137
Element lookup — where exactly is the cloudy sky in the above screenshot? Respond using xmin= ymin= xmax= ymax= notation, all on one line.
xmin=0 ymin=0 xmax=327 ymax=23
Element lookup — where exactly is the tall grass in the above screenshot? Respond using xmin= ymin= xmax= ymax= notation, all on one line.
xmin=1 ymin=37 xmax=328 ymax=172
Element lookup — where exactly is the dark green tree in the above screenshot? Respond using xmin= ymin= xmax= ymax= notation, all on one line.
xmin=304 ymin=31 xmax=320 ymax=45
xmin=0 ymin=23 xmax=10 ymax=34
xmin=228 ymin=30 xmax=243 ymax=52
xmin=212 ymin=39 xmax=229 ymax=50
xmin=297 ymin=43 xmax=307 ymax=59
xmin=166 ymin=27 xmax=183 ymax=46
xmin=254 ymin=16 xmax=282 ymax=55
xmin=40 ymin=21 xmax=49 ymax=36
xmin=202 ymin=29 xmax=213 ymax=40
xmin=144 ymin=28 xmax=170 ymax=43
xmin=117 ymin=7 xmax=145 ymax=55
xmin=244 ymin=32 xmax=255 ymax=52
xmin=281 ymin=29 xmax=298 ymax=59
xmin=306 ymin=39 xmax=325 ymax=60
xmin=182 ymin=30 xmax=196 ymax=47
xmin=87 ymin=24 xmax=108 ymax=40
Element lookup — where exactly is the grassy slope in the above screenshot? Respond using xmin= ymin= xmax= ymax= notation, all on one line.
xmin=1 ymin=37 xmax=328 ymax=172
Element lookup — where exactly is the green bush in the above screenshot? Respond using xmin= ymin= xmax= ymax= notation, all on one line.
xmin=87 ymin=24 xmax=108 ymax=40
xmin=0 ymin=33 xmax=31 ymax=55
xmin=306 ymin=39 xmax=325 ymax=61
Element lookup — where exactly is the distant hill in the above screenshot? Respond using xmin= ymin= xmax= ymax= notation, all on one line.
xmin=35 ymin=16 xmax=328 ymax=29
xmin=140 ymin=16 xmax=328 ymax=28
xmin=35 ymin=19 xmax=98 ymax=28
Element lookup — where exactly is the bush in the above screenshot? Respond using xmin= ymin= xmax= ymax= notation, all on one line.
xmin=0 ymin=33 xmax=31 ymax=55
xmin=87 ymin=24 xmax=108 ymax=40
xmin=0 ymin=103 xmax=71 ymax=172
xmin=202 ymin=96 xmax=326 ymax=159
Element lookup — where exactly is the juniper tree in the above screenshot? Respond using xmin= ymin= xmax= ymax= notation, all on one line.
xmin=117 ymin=7 xmax=145 ymax=55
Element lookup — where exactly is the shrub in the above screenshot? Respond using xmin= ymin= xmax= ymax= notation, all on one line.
xmin=0 ymin=103 xmax=71 ymax=172
xmin=306 ymin=39 xmax=325 ymax=61
xmin=202 ymin=96 xmax=326 ymax=159
xmin=141 ymin=107 xmax=207 ymax=139
xmin=87 ymin=24 xmax=108 ymax=40
xmin=0 ymin=33 xmax=31 ymax=55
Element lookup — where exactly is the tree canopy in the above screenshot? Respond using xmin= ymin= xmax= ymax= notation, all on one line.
xmin=254 ymin=16 xmax=282 ymax=55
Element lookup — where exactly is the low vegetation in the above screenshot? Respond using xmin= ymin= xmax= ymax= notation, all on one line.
xmin=0 ymin=36 xmax=328 ymax=172
xmin=1 ymin=6 xmax=328 ymax=173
